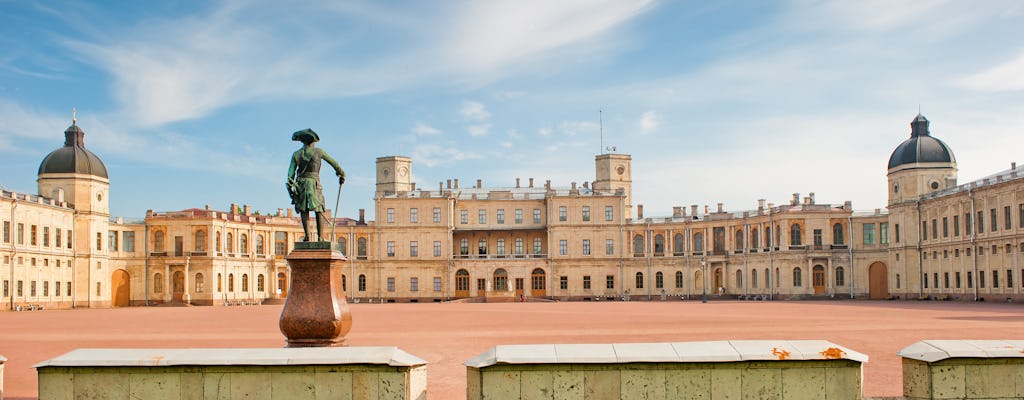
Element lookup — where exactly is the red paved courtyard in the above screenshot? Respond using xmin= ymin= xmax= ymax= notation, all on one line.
xmin=1 ymin=300 xmax=1022 ymax=399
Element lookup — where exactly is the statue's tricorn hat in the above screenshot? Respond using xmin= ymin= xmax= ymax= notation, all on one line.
xmin=291 ymin=128 xmax=320 ymax=143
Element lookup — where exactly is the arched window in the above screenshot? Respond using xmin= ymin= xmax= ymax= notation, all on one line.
xmin=154 ymin=231 xmax=165 ymax=253
xmin=478 ymin=239 xmax=487 ymax=255
xmin=633 ymin=234 xmax=644 ymax=256
xmin=154 ymin=273 xmax=164 ymax=293
xmin=228 ymin=273 xmax=235 ymax=292
xmin=835 ymin=267 xmax=845 ymax=286
xmin=256 ymin=235 xmax=265 ymax=255
xmin=653 ymin=235 xmax=664 ymax=255
xmin=736 ymin=271 xmax=743 ymax=287
xmin=531 ymin=268 xmax=545 ymax=290
xmin=194 ymin=231 xmax=206 ymax=252
xmin=635 ymin=272 xmax=644 ymax=289
xmin=357 ymin=237 xmax=367 ymax=257
xmin=242 ymin=274 xmax=249 ymax=292
xmin=337 ymin=237 xmax=347 ymax=256
xmin=240 ymin=234 xmax=249 ymax=254
xmin=675 ymin=271 xmax=684 ymax=288
xmin=790 ymin=224 xmax=802 ymax=246
xmin=226 ymin=233 xmax=234 ymax=254
xmin=217 ymin=273 xmax=223 ymax=292
xmin=673 ymin=234 xmax=685 ymax=255
xmin=456 ymin=269 xmax=470 ymax=292
xmin=459 ymin=238 xmax=469 ymax=255
xmin=493 ymin=269 xmax=508 ymax=291
xmin=751 ymin=269 xmax=758 ymax=288
xmin=693 ymin=232 xmax=704 ymax=252
xmin=195 ymin=273 xmax=205 ymax=293
xmin=833 ymin=223 xmax=844 ymax=245
xmin=764 ymin=228 xmax=772 ymax=248
xmin=764 ymin=268 xmax=771 ymax=288
xmin=736 ymin=230 xmax=744 ymax=250
xmin=216 ymin=232 xmax=222 ymax=252
xmin=793 ymin=267 xmax=802 ymax=287
xmin=358 ymin=274 xmax=366 ymax=291
xmin=751 ymin=228 xmax=759 ymax=249
xmin=257 ymin=274 xmax=265 ymax=291
xmin=655 ymin=271 xmax=664 ymax=289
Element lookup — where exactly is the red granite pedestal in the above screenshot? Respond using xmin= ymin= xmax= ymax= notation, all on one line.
xmin=279 ymin=245 xmax=352 ymax=347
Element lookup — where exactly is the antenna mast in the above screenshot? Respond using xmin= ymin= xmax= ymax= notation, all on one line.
xmin=599 ymin=109 xmax=604 ymax=155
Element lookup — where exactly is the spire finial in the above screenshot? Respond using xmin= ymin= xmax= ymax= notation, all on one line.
xmin=72 ymin=107 xmax=77 ymax=126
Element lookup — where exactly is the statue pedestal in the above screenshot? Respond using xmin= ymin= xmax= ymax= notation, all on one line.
xmin=279 ymin=243 xmax=352 ymax=347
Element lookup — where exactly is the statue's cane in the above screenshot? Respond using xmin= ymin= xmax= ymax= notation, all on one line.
xmin=330 ymin=181 xmax=343 ymax=244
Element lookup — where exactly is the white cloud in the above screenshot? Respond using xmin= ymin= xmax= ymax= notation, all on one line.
xmin=411 ymin=144 xmax=481 ymax=167
xmin=467 ymin=124 xmax=492 ymax=136
xmin=538 ymin=127 xmax=553 ymax=136
xmin=499 ymin=141 xmax=513 ymax=148
xmin=959 ymin=50 xmax=1024 ymax=92
xmin=412 ymin=122 xmax=443 ymax=136
xmin=639 ymin=111 xmax=658 ymax=133
xmin=460 ymin=101 xmax=491 ymax=121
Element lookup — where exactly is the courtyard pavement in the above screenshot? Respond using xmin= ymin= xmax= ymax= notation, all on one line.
xmin=1 ymin=300 xmax=1022 ymax=399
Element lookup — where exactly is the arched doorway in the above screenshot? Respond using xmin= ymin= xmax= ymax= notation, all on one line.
xmin=531 ymin=268 xmax=546 ymax=297
xmin=172 ymin=271 xmax=185 ymax=301
xmin=277 ymin=272 xmax=288 ymax=298
xmin=493 ymin=269 xmax=508 ymax=292
xmin=813 ymin=265 xmax=826 ymax=295
xmin=111 ymin=269 xmax=130 ymax=307
xmin=694 ymin=270 xmax=704 ymax=291
xmin=713 ymin=268 xmax=723 ymax=292
xmin=455 ymin=269 xmax=470 ymax=297
xmin=869 ymin=262 xmax=888 ymax=299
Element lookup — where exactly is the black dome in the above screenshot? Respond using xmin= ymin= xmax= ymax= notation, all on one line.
xmin=38 ymin=123 xmax=108 ymax=178
xmin=887 ymin=114 xmax=955 ymax=170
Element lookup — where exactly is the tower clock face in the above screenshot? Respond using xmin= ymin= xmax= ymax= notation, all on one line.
xmin=398 ymin=166 xmax=408 ymax=177
xmin=382 ymin=168 xmax=390 ymax=178
xmin=616 ymin=166 xmax=625 ymax=176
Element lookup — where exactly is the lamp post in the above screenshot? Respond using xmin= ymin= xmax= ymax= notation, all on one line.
xmin=701 ymin=255 xmax=707 ymax=304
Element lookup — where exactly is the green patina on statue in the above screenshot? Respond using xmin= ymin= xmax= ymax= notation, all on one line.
xmin=287 ymin=128 xmax=345 ymax=242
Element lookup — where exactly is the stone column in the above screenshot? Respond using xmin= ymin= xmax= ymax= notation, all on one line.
xmin=164 ymin=265 xmax=171 ymax=302
xmin=183 ymin=257 xmax=191 ymax=305
xmin=279 ymin=243 xmax=352 ymax=347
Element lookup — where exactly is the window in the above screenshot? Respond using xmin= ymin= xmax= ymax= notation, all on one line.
xmin=811 ymin=229 xmax=820 ymax=248
xmin=921 ymin=221 xmax=927 ymax=241
xmin=342 ymin=275 xmax=346 ymax=291
xmin=656 ymin=272 xmax=664 ymax=289
xmin=478 ymin=239 xmax=487 ymax=255
xmin=793 ymin=267 xmax=802 ymax=287
xmin=674 ymin=234 xmax=685 ymax=255
xmin=217 ymin=273 xmax=222 ymax=292
xmin=31 ymin=225 xmax=37 ymax=245
xmin=560 ymin=276 xmax=568 ymax=290
xmin=67 ymin=281 xmax=71 ymax=296
xmin=515 ymin=209 xmax=523 ymax=224
xmin=337 ymin=237 xmax=347 ymax=256
xmin=358 ymin=274 xmax=366 ymax=291
xmin=835 ymin=267 xmax=845 ymax=286
xmin=931 ymin=219 xmax=938 ymax=240
xmin=434 ymin=277 xmax=442 ymax=291
xmin=2 ymin=221 xmax=8 ymax=243
xmin=17 ymin=280 xmax=23 ymax=296
xmin=43 ymin=227 xmax=50 ymax=247
xmin=386 ymin=208 xmax=395 ymax=223
xmin=1008 ymin=269 xmax=1014 ymax=288
xmin=196 ymin=273 xmax=205 ymax=293
xmin=991 ymin=208 xmax=997 ymax=232
xmin=123 ymin=231 xmax=135 ymax=252
xmin=693 ymin=232 xmax=704 ymax=252
xmin=953 ymin=215 xmax=960 ymax=236
xmin=967 ymin=271 xmax=973 ymax=288
xmin=42 ymin=281 xmax=48 ymax=296
xmin=434 ymin=241 xmax=442 ymax=257
xmin=1005 ymin=206 xmax=1012 ymax=230
xmin=880 ymin=223 xmax=889 ymax=244
xmin=606 ymin=239 xmax=614 ymax=255
xmin=460 ymin=210 xmax=469 ymax=224
xmin=582 ymin=206 xmax=590 ymax=222
xmin=944 ymin=272 xmax=949 ymax=289
xmin=410 ymin=277 xmax=418 ymax=291
xmin=605 ymin=206 xmax=614 ymax=221
xmin=635 ymin=272 xmax=644 ymax=289
xmin=956 ymin=272 xmax=961 ymax=288
xmin=56 ymin=228 xmax=62 ymax=248
xmin=358 ymin=237 xmax=367 ymax=258
xmin=533 ymin=209 xmax=541 ymax=223
xmin=977 ymin=211 xmax=984 ymax=234
xmin=980 ymin=271 xmax=986 ymax=288
xmin=96 ymin=232 xmax=102 ymax=251
xmin=433 ymin=207 xmax=441 ymax=223
xmin=17 ymin=223 xmax=24 ymax=244
xmin=513 ymin=238 xmax=521 ymax=256
xmin=494 ymin=269 xmax=508 ymax=291
xmin=559 ymin=240 xmax=567 ymax=255
xmin=533 ymin=238 xmax=542 ymax=255
xmin=96 ymin=282 xmax=101 ymax=297
xmin=862 ymin=224 xmax=876 ymax=245
xmin=583 ymin=275 xmax=592 ymax=289
xmin=478 ymin=209 xmax=486 ymax=224
xmin=387 ymin=277 xmax=395 ymax=292
xmin=410 ymin=241 xmax=418 ymax=257
xmin=387 ymin=241 xmax=396 ymax=257
xmin=477 ymin=279 xmax=486 ymax=291
xmin=256 ymin=235 xmax=264 ymax=255
xmin=229 ymin=273 xmax=236 ymax=292
xmin=751 ymin=229 xmax=759 ymax=249
xmin=2 ymin=280 xmax=7 ymax=297
xmin=410 ymin=208 xmax=418 ymax=223
xmin=242 ymin=274 xmax=249 ymax=292
xmin=894 ymin=224 xmax=900 ymax=243
xmin=273 ymin=232 xmax=287 ymax=255
xmin=654 ymin=234 xmax=664 ymax=255
xmin=496 ymin=209 xmax=505 ymax=224
xmin=942 ymin=217 xmax=948 ymax=237
xmin=1020 ymin=204 xmax=1024 ymax=228
xmin=633 ymin=235 xmax=644 ymax=256
xmin=676 ymin=271 xmax=684 ymax=288
xmin=582 ymin=239 xmax=591 ymax=255
xmin=558 ymin=206 xmax=567 ymax=222
xmin=790 ymin=224 xmax=802 ymax=246
xmin=751 ymin=269 xmax=759 ymax=288
xmin=606 ymin=275 xmax=615 ymax=289
xmin=107 ymin=229 xmax=116 ymax=250
xmin=993 ymin=270 xmax=999 ymax=288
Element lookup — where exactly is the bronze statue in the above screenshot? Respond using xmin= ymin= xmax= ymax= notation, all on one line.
xmin=287 ymin=128 xmax=345 ymax=241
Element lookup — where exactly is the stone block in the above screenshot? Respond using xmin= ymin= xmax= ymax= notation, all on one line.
xmin=825 ymin=365 xmax=861 ymax=399
xmin=271 ymin=370 xmax=316 ymax=400
xmin=665 ymin=369 xmax=710 ymax=400
xmin=621 ymin=369 xmax=665 ymax=400
xmin=741 ymin=367 xmax=781 ymax=399
xmin=129 ymin=371 xmax=180 ymax=399
xmin=520 ymin=370 xmax=554 ymax=400
xmin=930 ymin=363 xmax=965 ymax=399
xmin=583 ymin=370 xmax=619 ymax=400
xmin=180 ymin=371 xmax=205 ymax=399
xmin=352 ymin=371 xmax=379 ymax=400
xmin=965 ymin=362 xmax=1015 ymax=398
xmin=483 ymin=370 xmax=520 ymax=400
xmin=74 ymin=369 xmax=128 ymax=399
xmin=781 ymin=367 xmax=824 ymax=400
xmin=204 ymin=371 xmax=232 ymax=400
xmin=553 ymin=369 xmax=584 ymax=400
xmin=378 ymin=370 xmax=407 ymax=400
xmin=230 ymin=371 xmax=271 ymax=400
xmin=710 ymin=368 xmax=741 ymax=400
xmin=37 ymin=369 xmax=74 ymax=400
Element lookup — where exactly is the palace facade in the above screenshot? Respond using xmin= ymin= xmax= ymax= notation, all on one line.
xmin=2 ymin=114 xmax=1022 ymax=310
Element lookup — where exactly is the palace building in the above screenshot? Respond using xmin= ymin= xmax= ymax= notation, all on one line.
xmin=1 ymin=114 xmax=1022 ymax=310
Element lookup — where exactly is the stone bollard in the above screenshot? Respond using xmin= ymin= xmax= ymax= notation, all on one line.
xmin=0 ymin=354 xmax=6 ymax=400
xmin=899 ymin=339 xmax=1024 ymax=399
xmin=279 ymin=242 xmax=352 ymax=347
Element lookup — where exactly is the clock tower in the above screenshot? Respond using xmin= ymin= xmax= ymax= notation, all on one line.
xmin=375 ymin=156 xmax=412 ymax=195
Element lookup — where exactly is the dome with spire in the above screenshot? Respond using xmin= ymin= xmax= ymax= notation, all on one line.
xmin=887 ymin=114 xmax=956 ymax=170
xmin=38 ymin=121 xmax=108 ymax=178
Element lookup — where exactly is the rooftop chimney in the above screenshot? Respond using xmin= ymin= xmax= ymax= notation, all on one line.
xmin=205 ymin=204 xmax=210 ymax=210
xmin=673 ymin=207 xmax=683 ymax=218
xmin=844 ymin=201 xmax=852 ymax=210
xmin=529 ymin=178 xmax=534 ymax=188
xmin=244 ymin=205 xmax=251 ymax=215
xmin=446 ymin=179 xmax=452 ymax=189
xmin=358 ymin=209 xmax=365 ymax=224
xmin=439 ymin=182 xmax=444 ymax=192
xmin=809 ymin=192 xmax=816 ymax=204
xmin=230 ymin=203 xmax=238 ymax=214
xmin=717 ymin=203 xmax=723 ymax=213
xmin=476 ymin=179 xmax=482 ymax=188
xmin=545 ymin=180 xmax=551 ymax=189
xmin=571 ymin=182 xmax=577 ymax=190
xmin=691 ymin=205 xmax=698 ymax=216
xmin=758 ymin=199 xmax=766 ymax=211
xmin=583 ymin=181 xmax=589 ymax=189
xmin=704 ymin=205 xmax=709 ymax=215
xmin=287 ymin=209 xmax=294 ymax=218
xmin=637 ymin=205 xmax=644 ymax=220
xmin=411 ymin=182 xmax=416 ymax=191
xmin=516 ymin=178 xmax=521 ymax=188
xmin=792 ymin=193 xmax=800 ymax=206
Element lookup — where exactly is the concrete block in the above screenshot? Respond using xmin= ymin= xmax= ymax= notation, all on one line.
xmin=710 ymin=368 xmax=741 ymax=400
xmin=621 ymin=369 xmax=665 ymax=400
xmin=553 ymin=369 xmax=584 ymax=400
xmin=408 ymin=366 xmax=427 ymax=400
xmin=271 ymin=370 xmax=316 ymax=400
xmin=521 ymin=370 xmax=554 ymax=400
xmin=378 ymin=371 xmax=407 ymax=400
xmin=129 ymin=372 xmax=180 ymax=399
xmin=467 ymin=368 xmax=482 ymax=400
xmin=352 ymin=371 xmax=379 ymax=400
xmin=180 ymin=372 xmax=204 ymax=399
xmin=37 ymin=369 xmax=74 ymax=400
xmin=74 ymin=369 xmax=128 ymax=399
xmin=930 ymin=364 xmax=964 ymax=399
xmin=583 ymin=370 xmax=619 ymax=400
xmin=665 ymin=369 xmax=710 ymax=400
xmin=229 ymin=371 xmax=271 ymax=400
xmin=483 ymin=370 xmax=520 ymax=400
xmin=825 ymin=366 xmax=861 ymax=399
xmin=204 ymin=371 xmax=232 ymax=400
xmin=740 ymin=367 xmax=780 ymax=399
xmin=965 ymin=362 xmax=1015 ymax=398
xmin=902 ymin=359 xmax=930 ymax=399
xmin=781 ymin=367 xmax=824 ymax=400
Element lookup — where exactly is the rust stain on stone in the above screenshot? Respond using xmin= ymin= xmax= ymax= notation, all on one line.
xmin=820 ymin=347 xmax=846 ymax=359
xmin=771 ymin=347 xmax=791 ymax=360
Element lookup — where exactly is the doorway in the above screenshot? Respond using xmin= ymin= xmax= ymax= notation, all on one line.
xmin=111 ymin=269 xmax=130 ymax=307
xmin=172 ymin=270 xmax=185 ymax=301
xmin=455 ymin=269 xmax=470 ymax=297
xmin=813 ymin=265 xmax=826 ymax=295
xmin=530 ymin=268 xmax=546 ymax=297
xmin=869 ymin=262 xmax=889 ymax=299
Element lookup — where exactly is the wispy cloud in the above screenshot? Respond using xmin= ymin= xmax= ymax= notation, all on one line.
xmin=959 ymin=49 xmax=1024 ymax=92
xmin=639 ymin=111 xmax=658 ymax=133
xmin=460 ymin=101 xmax=491 ymax=121
xmin=412 ymin=122 xmax=443 ymax=136
xmin=467 ymin=124 xmax=492 ymax=137
xmin=411 ymin=144 xmax=481 ymax=167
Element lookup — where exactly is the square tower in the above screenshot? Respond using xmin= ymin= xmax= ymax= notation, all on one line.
xmin=376 ymin=156 xmax=413 ymax=196
xmin=593 ymin=153 xmax=632 ymax=216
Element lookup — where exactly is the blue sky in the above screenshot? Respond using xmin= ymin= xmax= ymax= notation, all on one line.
xmin=1 ymin=1 xmax=1022 ymax=220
